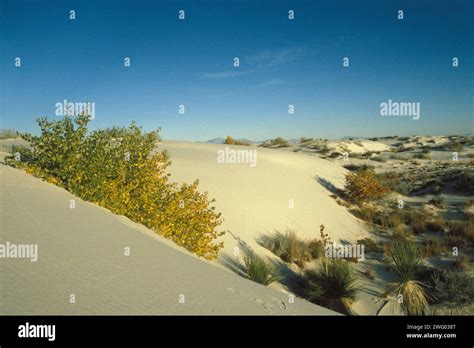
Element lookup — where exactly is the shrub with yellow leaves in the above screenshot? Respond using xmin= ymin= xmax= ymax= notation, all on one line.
xmin=6 ymin=115 xmax=224 ymax=259
xmin=344 ymin=168 xmax=389 ymax=203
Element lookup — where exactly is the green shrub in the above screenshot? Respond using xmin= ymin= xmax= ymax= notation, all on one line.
xmin=428 ymin=269 xmax=474 ymax=306
xmin=9 ymin=145 xmax=35 ymax=164
xmin=243 ymin=253 xmax=281 ymax=285
xmin=6 ymin=115 xmax=224 ymax=259
xmin=303 ymin=259 xmax=359 ymax=315
xmin=427 ymin=305 xmax=473 ymax=315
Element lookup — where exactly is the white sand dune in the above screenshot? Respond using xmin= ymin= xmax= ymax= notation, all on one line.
xmin=327 ymin=140 xmax=391 ymax=154
xmin=0 ymin=164 xmax=337 ymax=315
xmin=159 ymin=141 xmax=367 ymax=259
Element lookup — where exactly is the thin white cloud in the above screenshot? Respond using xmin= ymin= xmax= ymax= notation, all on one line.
xmin=258 ymin=79 xmax=286 ymax=87
xmin=246 ymin=47 xmax=308 ymax=68
xmin=200 ymin=47 xmax=309 ymax=80
xmin=200 ymin=70 xmax=252 ymax=80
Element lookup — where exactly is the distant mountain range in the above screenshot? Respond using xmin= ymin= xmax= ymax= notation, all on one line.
xmin=205 ymin=136 xmax=368 ymax=145
xmin=205 ymin=137 xmax=226 ymax=144
xmin=205 ymin=137 xmax=257 ymax=144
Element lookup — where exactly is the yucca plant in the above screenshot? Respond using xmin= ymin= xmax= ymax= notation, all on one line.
xmin=385 ymin=238 xmax=429 ymax=315
xmin=243 ymin=253 xmax=281 ymax=286
xmin=303 ymin=258 xmax=359 ymax=315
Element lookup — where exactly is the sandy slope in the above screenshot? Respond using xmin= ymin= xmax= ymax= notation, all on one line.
xmin=159 ymin=141 xmax=367 ymax=259
xmin=0 ymin=164 xmax=336 ymax=315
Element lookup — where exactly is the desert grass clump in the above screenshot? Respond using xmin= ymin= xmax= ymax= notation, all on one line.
xmin=307 ymin=239 xmax=325 ymax=259
xmin=353 ymin=206 xmax=401 ymax=230
xmin=444 ymin=220 xmax=473 ymax=247
xmin=257 ymin=231 xmax=311 ymax=267
xmin=357 ymin=238 xmax=383 ymax=253
xmin=385 ymin=238 xmax=429 ymax=315
xmin=6 ymin=115 xmax=224 ymax=259
xmin=392 ymin=225 xmax=412 ymax=240
xmin=403 ymin=209 xmax=429 ymax=235
xmin=352 ymin=204 xmax=376 ymax=223
xmin=373 ymin=209 xmax=402 ymax=229
xmin=243 ymin=253 xmax=280 ymax=285
xmin=344 ymin=169 xmax=389 ymax=203
xmin=260 ymin=137 xmax=290 ymax=148
xmin=452 ymin=255 xmax=470 ymax=271
xmin=421 ymin=237 xmax=448 ymax=257
xmin=0 ymin=128 xmax=20 ymax=139
xmin=303 ymin=258 xmax=359 ymax=315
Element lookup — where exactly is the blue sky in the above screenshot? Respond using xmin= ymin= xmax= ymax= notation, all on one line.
xmin=1 ymin=0 xmax=472 ymax=141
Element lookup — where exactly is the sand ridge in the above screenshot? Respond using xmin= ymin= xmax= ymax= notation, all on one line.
xmin=0 ymin=163 xmax=337 ymax=315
